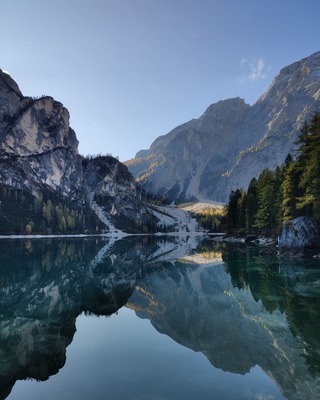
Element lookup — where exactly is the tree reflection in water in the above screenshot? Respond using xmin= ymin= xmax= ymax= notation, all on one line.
xmin=0 ymin=236 xmax=319 ymax=400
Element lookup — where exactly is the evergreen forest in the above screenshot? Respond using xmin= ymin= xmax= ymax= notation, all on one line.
xmin=224 ymin=112 xmax=320 ymax=236
xmin=0 ymin=185 xmax=104 ymax=235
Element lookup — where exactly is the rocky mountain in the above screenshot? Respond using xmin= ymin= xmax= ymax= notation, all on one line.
xmin=0 ymin=69 xmax=157 ymax=234
xmin=126 ymin=51 xmax=320 ymax=203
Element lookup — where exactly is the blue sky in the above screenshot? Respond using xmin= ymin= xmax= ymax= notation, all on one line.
xmin=1 ymin=0 xmax=319 ymax=161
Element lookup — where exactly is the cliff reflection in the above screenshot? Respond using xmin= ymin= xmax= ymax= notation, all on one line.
xmin=0 ymin=235 xmax=182 ymax=399
xmin=0 ymin=237 xmax=320 ymax=400
xmin=129 ymin=239 xmax=320 ymax=400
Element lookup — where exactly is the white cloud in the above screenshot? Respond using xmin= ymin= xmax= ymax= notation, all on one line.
xmin=240 ymin=57 xmax=267 ymax=82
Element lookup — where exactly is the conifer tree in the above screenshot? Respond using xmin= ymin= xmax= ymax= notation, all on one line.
xmin=224 ymin=112 xmax=320 ymax=233
xmin=281 ymin=161 xmax=300 ymax=222
xmin=237 ymin=191 xmax=247 ymax=230
xmin=254 ymin=169 xmax=276 ymax=231
xmin=246 ymin=178 xmax=258 ymax=233
xmin=226 ymin=189 xmax=242 ymax=232
xmin=296 ymin=112 xmax=320 ymax=218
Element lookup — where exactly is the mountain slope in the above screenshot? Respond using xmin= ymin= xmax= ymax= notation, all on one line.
xmin=126 ymin=51 xmax=320 ymax=202
xmin=0 ymin=69 xmax=157 ymax=234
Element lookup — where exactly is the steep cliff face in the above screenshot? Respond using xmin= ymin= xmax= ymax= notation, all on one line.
xmin=83 ymin=156 xmax=156 ymax=232
xmin=127 ymin=51 xmax=320 ymax=202
xmin=0 ymin=69 xmax=82 ymax=200
xmin=128 ymin=97 xmax=249 ymax=202
xmin=0 ymin=69 xmax=156 ymax=233
xmin=0 ymin=94 xmax=82 ymax=198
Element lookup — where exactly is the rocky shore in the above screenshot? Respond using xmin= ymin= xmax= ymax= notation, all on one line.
xmin=211 ymin=216 xmax=320 ymax=259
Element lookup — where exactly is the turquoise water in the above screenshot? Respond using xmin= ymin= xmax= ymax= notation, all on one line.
xmin=1 ymin=236 xmax=320 ymax=400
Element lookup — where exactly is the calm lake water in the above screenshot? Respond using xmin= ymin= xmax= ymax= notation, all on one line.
xmin=1 ymin=236 xmax=320 ymax=400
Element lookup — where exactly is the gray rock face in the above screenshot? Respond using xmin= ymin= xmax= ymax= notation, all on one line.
xmin=83 ymin=156 xmax=156 ymax=231
xmin=127 ymin=51 xmax=320 ymax=202
xmin=0 ymin=69 xmax=155 ymax=232
xmin=0 ymin=70 xmax=82 ymax=198
xmin=278 ymin=217 xmax=320 ymax=250
xmin=0 ymin=69 xmax=23 ymax=130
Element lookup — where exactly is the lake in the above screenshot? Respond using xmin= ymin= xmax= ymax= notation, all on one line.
xmin=1 ymin=235 xmax=320 ymax=400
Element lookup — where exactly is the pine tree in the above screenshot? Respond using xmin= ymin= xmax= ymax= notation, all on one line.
xmin=246 ymin=178 xmax=258 ymax=233
xmin=274 ymin=165 xmax=283 ymax=227
xmin=237 ymin=191 xmax=247 ymax=231
xmin=226 ymin=189 xmax=242 ymax=232
xmin=254 ymin=169 xmax=276 ymax=231
xmin=296 ymin=112 xmax=320 ymax=219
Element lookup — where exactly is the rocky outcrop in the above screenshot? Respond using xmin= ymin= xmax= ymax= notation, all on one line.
xmin=2 ymin=97 xmax=82 ymax=195
xmin=0 ymin=69 xmax=156 ymax=233
xmin=0 ymin=68 xmax=82 ymax=198
xmin=127 ymin=51 xmax=320 ymax=202
xmin=278 ymin=217 xmax=320 ymax=255
xmin=83 ymin=156 xmax=156 ymax=232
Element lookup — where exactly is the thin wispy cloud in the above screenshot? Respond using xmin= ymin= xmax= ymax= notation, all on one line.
xmin=240 ymin=57 xmax=267 ymax=82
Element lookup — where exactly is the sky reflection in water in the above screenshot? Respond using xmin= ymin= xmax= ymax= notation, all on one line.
xmin=2 ymin=236 xmax=320 ymax=400
xmin=11 ymin=308 xmax=284 ymax=400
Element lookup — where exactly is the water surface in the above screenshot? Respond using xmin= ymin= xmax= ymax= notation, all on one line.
xmin=0 ymin=236 xmax=319 ymax=400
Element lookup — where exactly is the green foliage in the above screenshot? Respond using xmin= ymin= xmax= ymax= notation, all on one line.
xmin=226 ymin=189 xmax=243 ymax=233
xmin=295 ymin=113 xmax=320 ymax=219
xmin=246 ymin=178 xmax=258 ymax=233
xmin=281 ymin=161 xmax=301 ymax=222
xmin=0 ymin=185 xmax=104 ymax=235
xmin=254 ymin=169 xmax=276 ymax=230
xmin=225 ymin=112 xmax=320 ymax=235
xmin=196 ymin=207 xmax=225 ymax=233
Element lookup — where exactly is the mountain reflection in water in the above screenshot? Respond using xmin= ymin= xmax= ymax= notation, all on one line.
xmin=0 ymin=236 xmax=320 ymax=400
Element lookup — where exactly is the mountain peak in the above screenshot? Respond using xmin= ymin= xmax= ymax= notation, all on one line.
xmin=199 ymin=97 xmax=250 ymax=132
xmin=0 ymin=68 xmax=157 ymax=234
xmin=279 ymin=51 xmax=320 ymax=77
xmin=258 ymin=51 xmax=320 ymax=104
xmin=0 ymin=69 xmax=23 ymax=98
xmin=127 ymin=51 xmax=320 ymax=203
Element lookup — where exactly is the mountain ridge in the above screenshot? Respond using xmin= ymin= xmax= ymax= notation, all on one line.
xmin=126 ymin=51 xmax=320 ymax=202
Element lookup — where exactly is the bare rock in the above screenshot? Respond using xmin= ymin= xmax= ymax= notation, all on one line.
xmin=127 ymin=52 xmax=320 ymax=203
xmin=278 ymin=217 xmax=320 ymax=253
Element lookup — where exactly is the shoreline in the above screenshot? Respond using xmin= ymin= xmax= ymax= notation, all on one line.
xmin=0 ymin=230 xmax=209 ymax=240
